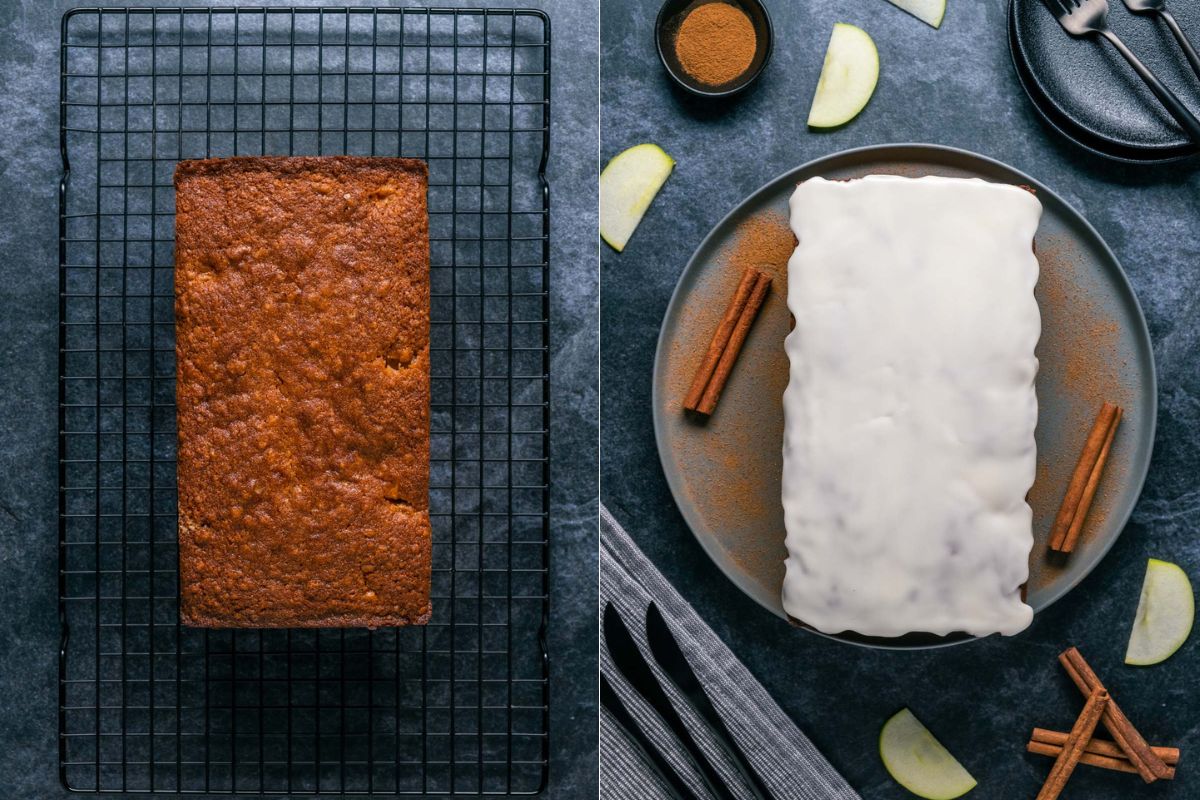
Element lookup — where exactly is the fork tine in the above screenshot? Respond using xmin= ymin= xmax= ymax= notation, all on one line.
xmin=1043 ymin=0 xmax=1068 ymax=15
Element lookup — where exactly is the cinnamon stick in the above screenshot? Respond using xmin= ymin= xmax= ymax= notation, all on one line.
xmin=1027 ymin=739 xmax=1143 ymax=776
xmin=1049 ymin=402 xmax=1121 ymax=553
xmin=1059 ymin=647 xmax=1169 ymax=782
xmin=683 ymin=268 xmax=758 ymax=412
xmin=1031 ymin=728 xmax=1179 ymax=764
xmin=695 ymin=270 xmax=771 ymax=416
xmin=1036 ymin=688 xmax=1108 ymax=800
xmin=1061 ymin=405 xmax=1122 ymax=553
xmin=1028 ymin=730 xmax=1177 ymax=779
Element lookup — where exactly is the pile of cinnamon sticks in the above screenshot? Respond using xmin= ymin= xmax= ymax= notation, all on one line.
xmin=683 ymin=267 xmax=771 ymax=416
xmin=1049 ymin=402 xmax=1123 ymax=555
xmin=1029 ymin=647 xmax=1178 ymax=799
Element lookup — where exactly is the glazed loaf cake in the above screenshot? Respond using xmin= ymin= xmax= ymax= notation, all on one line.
xmin=175 ymin=156 xmax=431 ymax=628
xmin=782 ymin=175 xmax=1041 ymax=638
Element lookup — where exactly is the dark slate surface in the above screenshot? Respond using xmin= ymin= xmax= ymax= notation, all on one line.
xmin=601 ymin=1 xmax=1199 ymax=798
xmin=0 ymin=0 xmax=597 ymax=797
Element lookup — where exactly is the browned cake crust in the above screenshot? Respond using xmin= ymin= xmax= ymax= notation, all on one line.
xmin=175 ymin=156 xmax=431 ymax=627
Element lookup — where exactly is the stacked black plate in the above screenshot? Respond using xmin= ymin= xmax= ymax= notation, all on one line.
xmin=1010 ymin=0 xmax=1200 ymax=162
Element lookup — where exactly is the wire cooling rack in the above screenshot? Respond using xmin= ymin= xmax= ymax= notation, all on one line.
xmin=58 ymin=7 xmax=550 ymax=795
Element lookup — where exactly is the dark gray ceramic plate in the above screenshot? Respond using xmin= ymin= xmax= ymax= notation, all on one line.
xmin=1010 ymin=0 xmax=1200 ymax=160
xmin=651 ymin=144 xmax=1157 ymax=649
xmin=1007 ymin=0 xmax=1192 ymax=164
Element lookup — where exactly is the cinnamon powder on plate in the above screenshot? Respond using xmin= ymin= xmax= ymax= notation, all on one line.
xmin=724 ymin=211 xmax=795 ymax=292
xmin=666 ymin=211 xmax=796 ymax=581
xmin=674 ymin=2 xmax=757 ymax=87
xmin=1025 ymin=235 xmax=1131 ymax=590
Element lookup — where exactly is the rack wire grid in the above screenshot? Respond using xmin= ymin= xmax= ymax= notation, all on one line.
xmin=58 ymin=6 xmax=550 ymax=795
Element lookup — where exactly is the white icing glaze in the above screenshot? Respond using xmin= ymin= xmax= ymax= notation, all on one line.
xmin=781 ymin=176 xmax=1041 ymax=638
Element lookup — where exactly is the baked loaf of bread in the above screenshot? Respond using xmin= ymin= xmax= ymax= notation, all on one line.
xmin=175 ymin=156 xmax=431 ymax=628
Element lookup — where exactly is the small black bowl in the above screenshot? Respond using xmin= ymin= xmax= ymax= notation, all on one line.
xmin=655 ymin=0 xmax=773 ymax=99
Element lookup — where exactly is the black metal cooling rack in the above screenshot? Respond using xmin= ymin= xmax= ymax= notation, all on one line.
xmin=58 ymin=6 xmax=550 ymax=795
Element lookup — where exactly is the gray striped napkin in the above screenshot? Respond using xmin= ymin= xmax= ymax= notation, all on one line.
xmin=600 ymin=505 xmax=862 ymax=800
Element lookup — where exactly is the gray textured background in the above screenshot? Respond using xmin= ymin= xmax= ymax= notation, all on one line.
xmin=0 ymin=0 xmax=597 ymax=797
xmin=601 ymin=1 xmax=1199 ymax=798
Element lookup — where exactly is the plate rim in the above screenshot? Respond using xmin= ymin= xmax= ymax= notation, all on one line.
xmin=650 ymin=142 xmax=1159 ymax=650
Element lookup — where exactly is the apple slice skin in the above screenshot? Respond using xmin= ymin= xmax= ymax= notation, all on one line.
xmin=885 ymin=0 xmax=946 ymax=28
xmin=1125 ymin=558 xmax=1194 ymax=666
xmin=880 ymin=709 xmax=977 ymax=800
xmin=807 ymin=24 xmax=880 ymax=129
xmin=599 ymin=143 xmax=675 ymax=252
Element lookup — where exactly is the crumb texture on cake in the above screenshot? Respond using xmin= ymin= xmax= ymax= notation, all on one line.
xmin=175 ymin=156 xmax=431 ymax=628
xmin=781 ymin=175 xmax=1041 ymax=638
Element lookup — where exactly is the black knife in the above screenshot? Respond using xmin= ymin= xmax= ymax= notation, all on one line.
xmin=604 ymin=602 xmax=737 ymax=800
xmin=646 ymin=602 xmax=773 ymax=800
xmin=601 ymin=672 xmax=699 ymax=800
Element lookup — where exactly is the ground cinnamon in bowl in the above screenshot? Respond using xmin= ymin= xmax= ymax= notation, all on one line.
xmin=674 ymin=2 xmax=757 ymax=88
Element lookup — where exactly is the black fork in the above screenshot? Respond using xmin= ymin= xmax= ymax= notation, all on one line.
xmin=1121 ymin=0 xmax=1200 ymax=80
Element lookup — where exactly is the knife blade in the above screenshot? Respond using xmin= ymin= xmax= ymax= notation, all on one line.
xmin=601 ymin=671 xmax=699 ymax=800
xmin=604 ymin=601 xmax=737 ymax=800
xmin=646 ymin=602 xmax=772 ymax=800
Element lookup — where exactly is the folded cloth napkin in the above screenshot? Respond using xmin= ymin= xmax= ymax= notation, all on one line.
xmin=600 ymin=505 xmax=861 ymax=800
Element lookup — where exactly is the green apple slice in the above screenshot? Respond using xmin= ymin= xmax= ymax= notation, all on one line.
xmin=599 ymin=143 xmax=675 ymax=252
xmin=885 ymin=0 xmax=946 ymax=28
xmin=1125 ymin=558 xmax=1194 ymax=666
xmin=807 ymin=24 xmax=880 ymax=129
xmin=880 ymin=709 xmax=977 ymax=800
